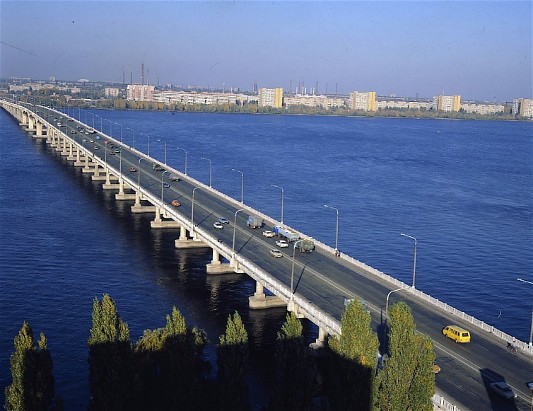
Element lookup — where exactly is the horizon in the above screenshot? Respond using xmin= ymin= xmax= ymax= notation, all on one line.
xmin=1 ymin=1 xmax=531 ymax=102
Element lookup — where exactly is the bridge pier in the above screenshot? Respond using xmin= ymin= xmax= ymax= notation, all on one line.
xmin=310 ymin=327 xmax=328 ymax=350
xmin=174 ymin=226 xmax=208 ymax=248
xmin=150 ymin=206 xmax=181 ymax=229
xmin=249 ymin=282 xmax=286 ymax=310
xmin=206 ymin=249 xmax=236 ymax=274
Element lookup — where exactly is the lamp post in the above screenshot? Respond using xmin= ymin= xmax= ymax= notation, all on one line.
xmin=127 ymin=127 xmax=135 ymax=148
xmin=385 ymin=287 xmax=407 ymax=322
xmin=161 ymin=171 xmax=169 ymax=204
xmin=115 ymin=122 xmax=123 ymax=143
xmin=324 ymin=204 xmax=339 ymax=254
xmin=400 ymin=233 xmax=417 ymax=289
xmin=88 ymin=112 xmax=94 ymax=131
xmin=517 ymin=278 xmax=533 ymax=348
xmin=137 ymin=158 xmax=143 ymax=191
xmin=176 ymin=147 xmax=188 ymax=175
xmin=191 ymin=187 xmax=201 ymax=234
xmin=201 ymin=157 xmax=212 ymax=187
xmin=232 ymin=208 xmax=246 ymax=258
xmin=271 ymin=184 xmax=284 ymax=224
xmin=156 ymin=139 xmax=167 ymax=164
xmin=232 ymin=168 xmax=244 ymax=203
xmin=290 ymin=240 xmax=303 ymax=300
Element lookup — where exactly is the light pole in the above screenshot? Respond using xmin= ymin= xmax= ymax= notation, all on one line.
xmin=232 ymin=168 xmax=244 ymax=203
xmin=290 ymin=240 xmax=303 ymax=300
xmin=176 ymin=147 xmax=188 ymax=175
xmin=400 ymin=233 xmax=417 ymax=288
xmin=324 ymin=205 xmax=339 ymax=254
xmin=161 ymin=171 xmax=169 ymax=204
xmin=127 ymin=127 xmax=135 ymax=148
xmin=88 ymin=112 xmax=94 ymax=131
xmin=385 ymin=287 xmax=407 ymax=322
xmin=115 ymin=122 xmax=123 ymax=143
xmin=137 ymin=158 xmax=143 ymax=191
xmin=232 ymin=208 xmax=246 ymax=258
xmin=517 ymin=278 xmax=533 ymax=348
xmin=156 ymin=139 xmax=167 ymax=164
xmin=191 ymin=187 xmax=201 ymax=234
xmin=271 ymin=184 xmax=284 ymax=224
xmin=201 ymin=157 xmax=212 ymax=187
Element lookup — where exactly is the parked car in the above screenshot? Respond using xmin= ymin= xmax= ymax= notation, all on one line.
xmin=263 ymin=230 xmax=275 ymax=238
xmin=218 ymin=217 xmax=229 ymax=224
xmin=489 ymin=382 xmax=517 ymax=399
xmin=171 ymin=200 xmax=181 ymax=207
xmin=276 ymin=239 xmax=288 ymax=248
xmin=213 ymin=221 xmax=224 ymax=229
xmin=270 ymin=249 xmax=283 ymax=258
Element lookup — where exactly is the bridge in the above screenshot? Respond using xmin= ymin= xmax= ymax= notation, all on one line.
xmin=2 ymin=99 xmax=532 ymax=411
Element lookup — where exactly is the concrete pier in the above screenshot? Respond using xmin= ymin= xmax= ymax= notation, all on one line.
xmin=174 ymin=225 xmax=208 ymax=248
xmin=249 ymin=282 xmax=286 ymax=309
xmin=206 ymin=249 xmax=236 ymax=274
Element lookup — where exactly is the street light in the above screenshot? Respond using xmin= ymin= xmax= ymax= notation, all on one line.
xmin=156 ymin=139 xmax=167 ymax=164
xmin=400 ymin=233 xmax=417 ymax=288
xmin=290 ymin=240 xmax=303 ymax=300
xmin=176 ymin=147 xmax=188 ymax=175
xmin=232 ymin=168 xmax=244 ymax=203
xmin=115 ymin=122 xmax=123 ymax=143
xmin=232 ymin=208 xmax=246 ymax=258
xmin=201 ymin=157 xmax=212 ymax=187
xmin=127 ymin=127 xmax=135 ymax=148
xmin=137 ymin=158 xmax=143 ymax=191
xmin=271 ymin=184 xmax=284 ymax=224
xmin=191 ymin=186 xmax=201 ymax=233
xmin=385 ymin=287 xmax=408 ymax=322
xmin=324 ymin=204 xmax=339 ymax=254
xmin=161 ymin=171 xmax=169 ymax=204
xmin=517 ymin=278 xmax=533 ymax=348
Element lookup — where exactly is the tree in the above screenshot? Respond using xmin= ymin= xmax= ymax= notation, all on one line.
xmin=327 ymin=299 xmax=379 ymax=411
xmin=5 ymin=322 xmax=56 ymax=411
xmin=376 ymin=301 xmax=435 ymax=411
xmin=217 ymin=311 xmax=250 ymax=411
xmin=269 ymin=312 xmax=317 ymax=411
xmin=88 ymin=294 xmax=132 ymax=411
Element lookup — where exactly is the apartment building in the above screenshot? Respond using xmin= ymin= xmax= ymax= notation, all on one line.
xmin=461 ymin=102 xmax=504 ymax=115
xmin=349 ymin=91 xmax=377 ymax=111
xmin=258 ymin=87 xmax=283 ymax=108
xmin=153 ymin=90 xmax=254 ymax=106
xmin=433 ymin=95 xmax=461 ymax=112
xmin=377 ymin=99 xmax=431 ymax=110
xmin=284 ymin=94 xmax=347 ymax=109
xmin=127 ymin=84 xmax=155 ymax=101
xmin=512 ymin=98 xmax=533 ymax=118
xmin=104 ymin=87 xmax=120 ymax=98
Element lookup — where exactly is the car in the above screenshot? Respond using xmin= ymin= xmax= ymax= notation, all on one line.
xmin=171 ymin=199 xmax=181 ymax=207
xmin=129 ymin=167 xmax=137 ymax=172
xmin=93 ymin=146 xmax=99 ymax=150
xmin=168 ymin=175 xmax=180 ymax=182
xmin=114 ymin=148 xmax=120 ymax=153
xmin=70 ymin=130 xmax=76 ymax=134
xmin=489 ymin=382 xmax=517 ymax=399
xmin=109 ymin=151 xmax=115 ymax=156
xmin=163 ymin=183 xmax=170 ymax=188
xmin=218 ymin=217 xmax=229 ymax=224
xmin=263 ymin=230 xmax=275 ymax=238
xmin=442 ymin=325 xmax=470 ymax=343
xmin=270 ymin=249 xmax=283 ymax=258
xmin=213 ymin=221 xmax=224 ymax=229
xmin=432 ymin=363 xmax=441 ymax=374
xmin=276 ymin=239 xmax=288 ymax=248
xmin=526 ymin=381 xmax=533 ymax=391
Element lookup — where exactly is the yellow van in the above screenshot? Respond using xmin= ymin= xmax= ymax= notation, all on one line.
xmin=442 ymin=325 xmax=471 ymax=343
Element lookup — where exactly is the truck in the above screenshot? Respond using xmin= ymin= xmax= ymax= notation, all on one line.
xmin=152 ymin=163 xmax=163 ymax=171
xmin=247 ymin=215 xmax=263 ymax=228
xmin=295 ymin=239 xmax=315 ymax=253
xmin=273 ymin=226 xmax=300 ymax=242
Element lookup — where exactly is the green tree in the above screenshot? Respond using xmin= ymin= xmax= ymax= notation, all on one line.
xmin=217 ymin=311 xmax=250 ymax=411
xmin=88 ymin=294 xmax=132 ymax=411
xmin=327 ymin=299 xmax=379 ymax=411
xmin=269 ymin=312 xmax=317 ymax=411
xmin=5 ymin=322 xmax=56 ymax=411
xmin=376 ymin=301 xmax=435 ymax=411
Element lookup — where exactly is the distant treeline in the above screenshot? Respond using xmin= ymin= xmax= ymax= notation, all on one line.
xmin=5 ymin=294 xmax=436 ymax=411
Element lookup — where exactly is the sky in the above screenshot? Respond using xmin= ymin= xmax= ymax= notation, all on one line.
xmin=1 ymin=1 xmax=531 ymax=102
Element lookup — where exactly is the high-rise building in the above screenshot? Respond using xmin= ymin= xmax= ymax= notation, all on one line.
xmin=127 ymin=84 xmax=155 ymax=101
xmin=512 ymin=98 xmax=533 ymax=118
xmin=258 ymin=88 xmax=283 ymax=108
xmin=349 ymin=91 xmax=377 ymax=111
xmin=433 ymin=95 xmax=461 ymax=112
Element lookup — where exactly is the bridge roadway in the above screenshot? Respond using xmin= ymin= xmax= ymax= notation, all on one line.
xmin=3 ymin=101 xmax=533 ymax=411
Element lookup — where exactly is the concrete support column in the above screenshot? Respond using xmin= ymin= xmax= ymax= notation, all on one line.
xmin=36 ymin=122 xmax=43 ymax=137
xmin=249 ymin=281 xmax=286 ymax=310
xmin=28 ymin=116 xmax=35 ymax=131
xmin=179 ymin=225 xmax=188 ymax=241
xmin=211 ymin=249 xmax=221 ymax=265
xmin=154 ymin=206 xmax=162 ymax=223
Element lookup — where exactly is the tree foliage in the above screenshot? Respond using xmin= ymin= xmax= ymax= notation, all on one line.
xmin=376 ymin=301 xmax=435 ymax=411
xmin=269 ymin=312 xmax=317 ymax=411
xmin=5 ymin=322 xmax=56 ymax=411
xmin=217 ymin=311 xmax=250 ymax=411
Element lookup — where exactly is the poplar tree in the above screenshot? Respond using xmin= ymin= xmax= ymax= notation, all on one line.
xmin=217 ymin=311 xmax=250 ymax=411
xmin=5 ymin=322 xmax=56 ymax=411
xmin=88 ymin=294 xmax=132 ymax=411
xmin=269 ymin=312 xmax=317 ymax=411
xmin=376 ymin=301 xmax=435 ymax=411
xmin=327 ymin=299 xmax=379 ymax=411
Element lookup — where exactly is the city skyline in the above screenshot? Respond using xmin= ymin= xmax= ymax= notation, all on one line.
xmin=1 ymin=1 xmax=531 ymax=102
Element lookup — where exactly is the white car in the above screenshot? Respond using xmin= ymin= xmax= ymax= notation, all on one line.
xmin=218 ymin=217 xmax=229 ymax=224
xmin=213 ymin=221 xmax=224 ymax=229
xmin=270 ymin=249 xmax=283 ymax=258
xmin=263 ymin=230 xmax=275 ymax=238
xmin=489 ymin=382 xmax=516 ymax=399
xmin=276 ymin=239 xmax=288 ymax=248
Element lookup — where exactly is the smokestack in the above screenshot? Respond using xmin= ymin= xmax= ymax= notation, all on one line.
xmin=141 ymin=62 xmax=144 ymax=86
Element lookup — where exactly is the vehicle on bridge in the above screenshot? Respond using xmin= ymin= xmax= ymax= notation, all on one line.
xmin=489 ymin=382 xmax=516 ymax=399
xmin=168 ymin=175 xmax=180 ymax=182
xmin=263 ymin=230 xmax=275 ymax=238
xmin=171 ymin=200 xmax=181 ymax=207
xmin=129 ymin=167 xmax=137 ymax=173
xmin=152 ymin=163 xmax=163 ymax=171
xmin=213 ymin=221 xmax=224 ymax=229
xmin=273 ymin=225 xmax=300 ymax=242
xmin=295 ymin=239 xmax=315 ymax=252
xmin=442 ymin=325 xmax=471 ymax=343
xmin=247 ymin=215 xmax=263 ymax=228
xmin=276 ymin=239 xmax=288 ymax=248
xmin=270 ymin=249 xmax=283 ymax=258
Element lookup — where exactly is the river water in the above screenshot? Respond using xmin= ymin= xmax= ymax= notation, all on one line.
xmin=1 ymin=108 xmax=531 ymax=409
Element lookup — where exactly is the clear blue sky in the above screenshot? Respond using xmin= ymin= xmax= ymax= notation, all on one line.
xmin=1 ymin=1 xmax=531 ymax=101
